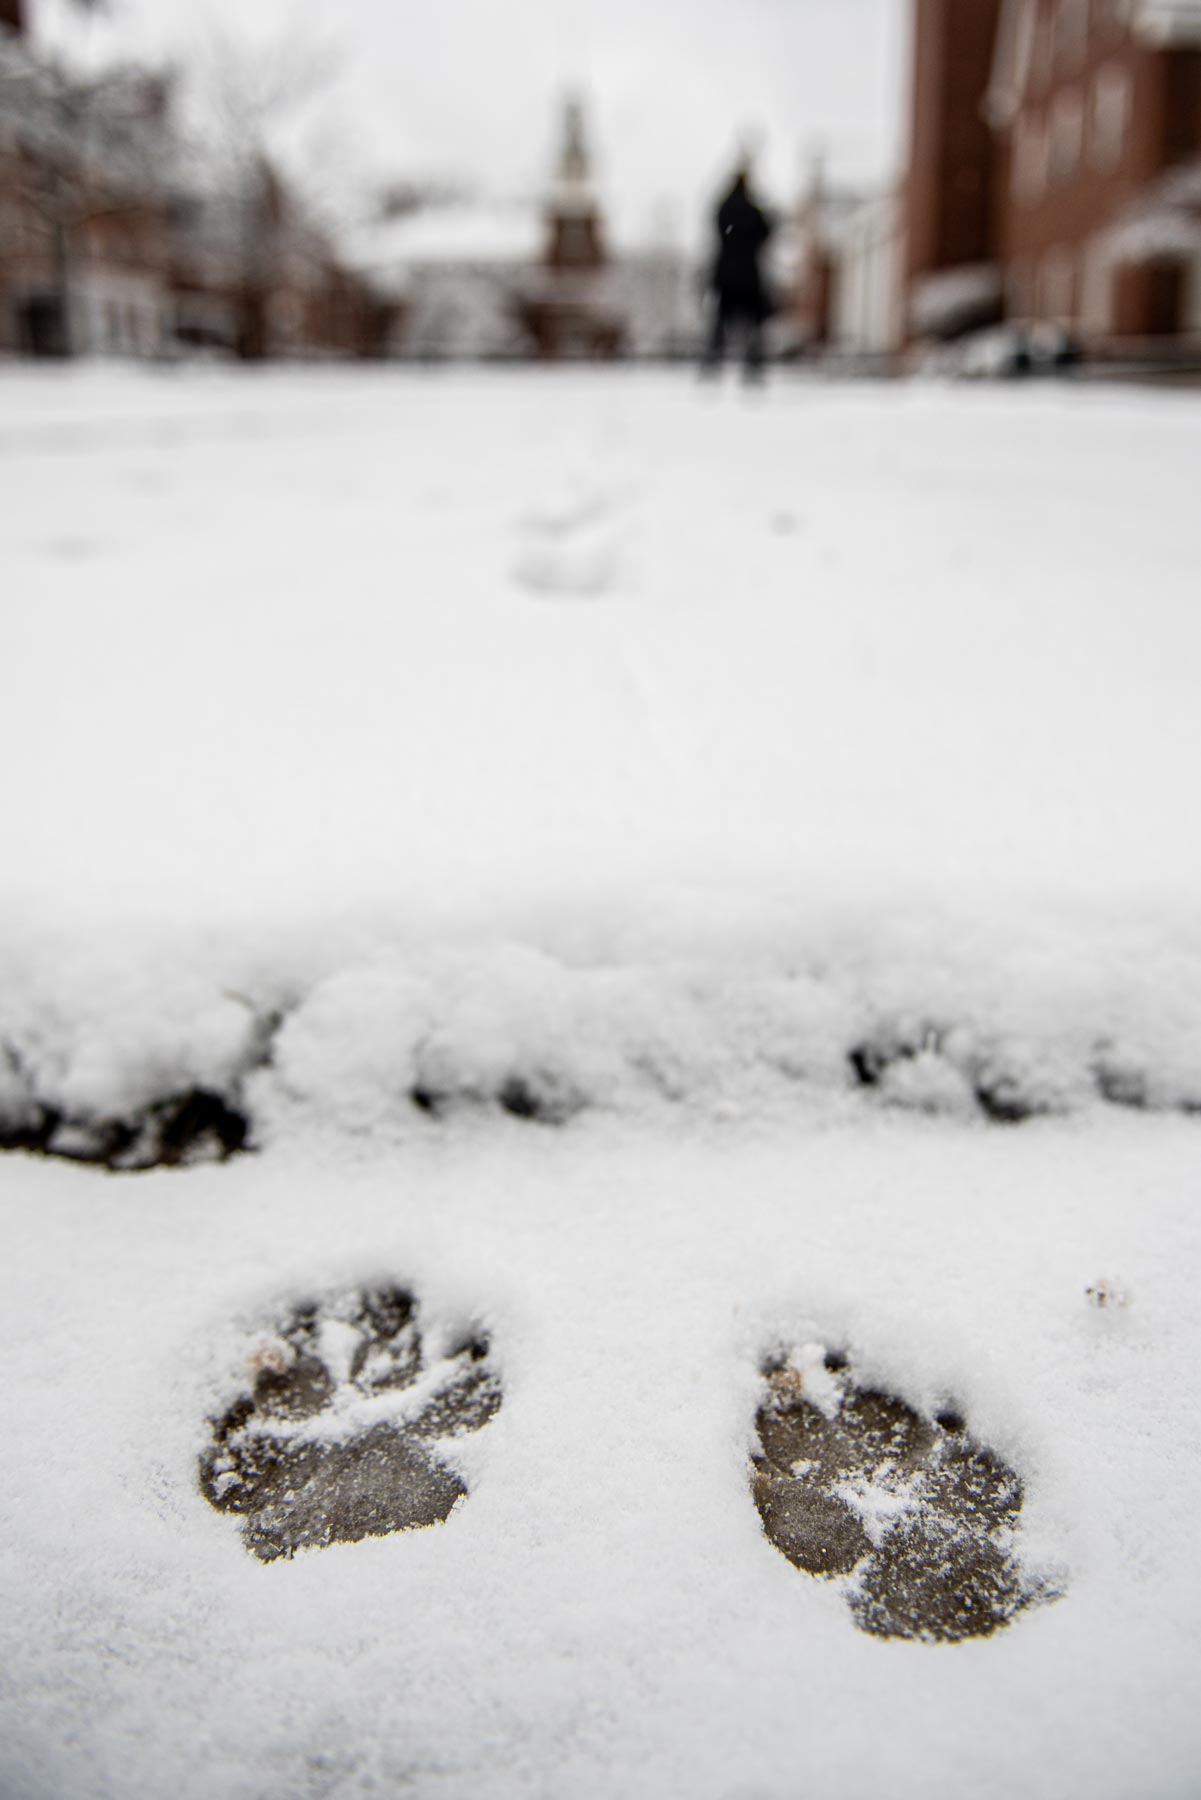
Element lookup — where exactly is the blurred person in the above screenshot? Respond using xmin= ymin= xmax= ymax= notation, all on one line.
xmin=703 ymin=163 xmax=774 ymax=380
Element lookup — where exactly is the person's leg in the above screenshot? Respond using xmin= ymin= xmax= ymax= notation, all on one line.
xmin=703 ymin=297 xmax=728 ymax=371
xmin=743 ymin=312 xmax=765 ymax=381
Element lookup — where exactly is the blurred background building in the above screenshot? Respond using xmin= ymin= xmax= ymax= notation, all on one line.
xmin=0 ymin=0 xmax=395 ymax=359
xmin=801 ymin=0 xmax=1201 ymax=369
xmin=345 ymin=99 xmax=694 ymax=362
xmin=4 ymin=0 xmax=1201 ymax=370
xmin=984 ymin=0 xmax=1201 ymax=351
xmin=790 ymin=160 xmax=903 ymax=366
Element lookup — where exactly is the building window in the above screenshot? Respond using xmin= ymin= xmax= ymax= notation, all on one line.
xmin=1091 ymin=64 xmax=1131 ymax=170
xmin=1050 ymin=89 xmax=1085 ymax=181
xmin=1013 ymin=114 xmax=1049 ymax=201
xmin=1055 ymin=0 xmax=1090 ymax=67
xmin=1008 ymin=257 xmax=1035 ymax=318
xmin=1039 ymin=246 xmax=1076 ymax=320
xmin=1080 ymin=239 xmax=1113 ymax=332
xmin=1015 ymin=0 xmax=1038 ymax=95
xmin=1033 ymin=1 xmax=1056 ymax=89
xmin=1094 ymin=0 xmax=1132 ymax=33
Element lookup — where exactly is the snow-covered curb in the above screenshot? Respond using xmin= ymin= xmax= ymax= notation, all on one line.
xmin=4 ymin=901 xmax=1200 ymax=1164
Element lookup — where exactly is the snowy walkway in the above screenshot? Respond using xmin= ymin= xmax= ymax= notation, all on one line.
xmin=2 ymin=370 xmax=1200 ymax=1799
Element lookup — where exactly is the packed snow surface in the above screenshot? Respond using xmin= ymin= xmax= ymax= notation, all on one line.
xmin=4 ymin=367 xmax=1201 ymax=924
xmin=2 ymin=368 xmax=1200 ymax=1798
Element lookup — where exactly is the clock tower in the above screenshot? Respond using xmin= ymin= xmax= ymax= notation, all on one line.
xmin=545 ymin=97 xmax=607 ymax=271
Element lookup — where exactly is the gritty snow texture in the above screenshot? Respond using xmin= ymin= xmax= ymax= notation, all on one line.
xmin=1 ymin=369 xmax=1200 ymax=1799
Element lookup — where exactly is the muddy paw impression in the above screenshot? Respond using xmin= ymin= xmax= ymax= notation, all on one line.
xmin=751 ymin=1347 xmax=1059 ymax=1642
xmin=200 ymin=1285 xmax=501 ymax=1561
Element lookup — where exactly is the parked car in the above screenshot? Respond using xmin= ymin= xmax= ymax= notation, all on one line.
xmin=923 ymin=323 xmax=1084 ymax=379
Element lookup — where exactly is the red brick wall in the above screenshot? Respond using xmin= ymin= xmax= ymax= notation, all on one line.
xmin=997 ymin=2 xmax=1201 ymax=332
xmin=905 ymin=0 xmax=1004 ymax=283
xmin=1000 ymin=16 xmax=1163 ymax=273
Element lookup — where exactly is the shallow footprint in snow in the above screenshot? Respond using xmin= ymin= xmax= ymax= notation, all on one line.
xmin=200 ymin=1285 xmax=501 ymax=1561
xmin=750 ymin=1347 xmax=1059 ymax=1641
xmin=511 ymin=487 xmax=622 ymax=598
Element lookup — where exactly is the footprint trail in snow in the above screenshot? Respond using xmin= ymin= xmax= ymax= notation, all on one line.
xmin=511 ymin=483 xmax=625 ymax=598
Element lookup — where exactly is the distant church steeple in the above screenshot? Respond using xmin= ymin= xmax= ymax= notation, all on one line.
xmin=545 ymin=95 xmax=606 ymax=271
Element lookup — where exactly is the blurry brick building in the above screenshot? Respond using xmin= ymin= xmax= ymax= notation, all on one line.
xmin=0 ymin=6 xmax=175 ymax=356
xmin=791 ymin=160 xmax=903 ymax=362
xmin=510 ymin=97 xmax=624 ymax=358
xmin=792 ymin=163 xmax=854 ymax=349
xmin=346 ymin=98 xmax=694 ymax=362
xmin=168 ymin=160 xmax=398 ymax=362
xmin=0 ymin=0 xmax=393 ymax=360
xmin=904 ymin=0 xmax=1201 ymax=350
xmin=905 ymin=0 xmax=1006 ymax=338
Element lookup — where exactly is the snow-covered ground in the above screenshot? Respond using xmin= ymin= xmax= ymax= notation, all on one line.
xmin=2 ymin=367 xmax=1200 ymax=1799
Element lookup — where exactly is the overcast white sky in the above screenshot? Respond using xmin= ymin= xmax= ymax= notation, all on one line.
xmin=32 ymin=0 xmax=907 ymax=241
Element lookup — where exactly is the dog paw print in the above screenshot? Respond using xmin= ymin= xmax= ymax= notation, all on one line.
xmin=750 ymin=1345 xmax=1060 ymax=1642
xmin=200 ymin=1284 xmax=501 ymax=1562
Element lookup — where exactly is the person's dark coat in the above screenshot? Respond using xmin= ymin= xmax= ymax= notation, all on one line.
xmin=711 ymin=176 xmax=773 ymax=322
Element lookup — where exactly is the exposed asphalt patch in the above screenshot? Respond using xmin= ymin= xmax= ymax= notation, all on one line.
xmin=200 ymin=1285 xmax=502 ymax=1562
xmin=0 ymin=1014 xmax=276 ymax=1171
xmin=0 ymin=1084 xmax=251 ymax=1170
xmin=751 ymin=1348 xmax=1060 ymax=1642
